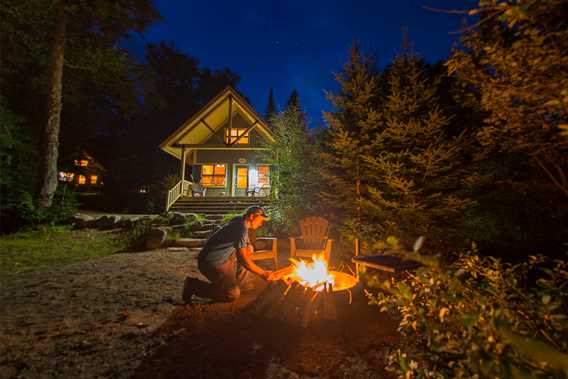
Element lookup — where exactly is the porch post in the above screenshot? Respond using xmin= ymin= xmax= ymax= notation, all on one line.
xmin=180 ymin=145 xmax=187 ymax=182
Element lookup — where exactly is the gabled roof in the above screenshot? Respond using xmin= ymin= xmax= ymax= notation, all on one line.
xmin=159 ymin=86 xmax=274 ymax=160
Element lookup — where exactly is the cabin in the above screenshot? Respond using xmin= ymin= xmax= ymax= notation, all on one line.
xmin=160 ymin=86 xmax=275 ymax=212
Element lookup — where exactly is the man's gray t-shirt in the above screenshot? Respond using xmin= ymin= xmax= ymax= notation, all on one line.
xmin=198 ymin=216 xmax=249 ymax=265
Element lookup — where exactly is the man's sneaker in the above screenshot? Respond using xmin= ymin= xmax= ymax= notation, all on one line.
xmin=182 ymin=277 xmax=195 ymax=303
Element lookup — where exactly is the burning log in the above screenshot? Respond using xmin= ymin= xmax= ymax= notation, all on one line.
xmin=248 ymin=256 xmax=354 ymax=327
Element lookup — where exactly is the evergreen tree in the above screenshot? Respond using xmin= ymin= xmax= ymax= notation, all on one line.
xmin=265 ymin=88 xmax=277 ymax=122
xmin=319 ymin=46 xmax=383 ymax=247
xmin=286 ymin=89 xmax=300 ymax=110
xmin=263 ymin=106 xmax=315 ymax=232
xmin=448 ymin=0 xmax=568 ymax=198
xmin=1 ymin=0 xmax=160 ymax=208
xmin=362 ymin=53 xmax=473 ymax=250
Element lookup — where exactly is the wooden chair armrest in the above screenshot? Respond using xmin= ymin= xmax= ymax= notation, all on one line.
xmin=255 ymin=237 xmax=277 ymax=241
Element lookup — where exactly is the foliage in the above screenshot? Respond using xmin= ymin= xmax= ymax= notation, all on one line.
xmin=0 ymin=225 xmax=125 ymax=276
xmin=447 ymin=0 xmax=568 ymax=198
xmin=264 ymin=105 xmax=320 ymax=231
xmin=123 ymin=218 xmax=154 ymax=250
xmin=368 ymin=242 xmax=568 ymax=378
xmin=321 ymin=46 xmax=475 ymax=253
xmin=184 ymin=213 xmax=206 ymax=234
xmin=221 ymin=212 xmax=241 ymax=225
xmin=362 ymin=53 xmax=474 ymax=251
xmin=2 ymin=187 xmax=79 ymax=233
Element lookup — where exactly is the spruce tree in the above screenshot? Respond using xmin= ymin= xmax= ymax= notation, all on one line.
xmin=363 ymin=53 xmax=472 ymax=250
xmin=286 ymin=89 xmax=300 ymax=110
xmin=265 ymin=88 xmax=277 ymax=122
xmin=263 ymin=106 xmax=315 ymax=231
xmin=319 ymin=46 xmax=383 ymax=246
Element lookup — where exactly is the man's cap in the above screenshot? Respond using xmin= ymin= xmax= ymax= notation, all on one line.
xmin=244 ymin=205 xmax=270 ymax=220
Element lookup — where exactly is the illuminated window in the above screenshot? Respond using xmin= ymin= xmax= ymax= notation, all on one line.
xmin=224 ymin=128 xmax=249 ymax=144
xmin=90 ymin=175 xmax=98 ymax=184
xmin=77 ymin=175 xmax=86 ymax=185
xmin=236 ymin=167 xmax=248 ymax=189
xmin=201 ymin=164 xmax=226 ymax=186
xmin=258 ymin=165 xmax=270 ymax=186
xmin=58 ymin=171 xmax=74 ymax=182
xmin=74 ymin=159 xmax=89 ymax=167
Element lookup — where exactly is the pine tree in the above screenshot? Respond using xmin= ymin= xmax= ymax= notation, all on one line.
xmin=286 ymin=89 xmax=300 ymax=110
xmin=265 ymin=88 xmax=277 ymax=122
xmin=447 ymin=0 xmax=568 ymax=198
xmin=263 ymin=106 xmax=315 ymax=231
xmin=362 ymin=53 xmax=473 ymax=250
xmin=318 ymin=46 xmax=384 ymax=246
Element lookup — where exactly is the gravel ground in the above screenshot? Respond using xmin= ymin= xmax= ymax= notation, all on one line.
xmin=0 ymin=249 xmax=196 ymax=379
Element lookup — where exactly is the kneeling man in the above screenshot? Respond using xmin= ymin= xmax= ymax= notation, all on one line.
xmin=183 ymin=206 xmax=275 ymax=303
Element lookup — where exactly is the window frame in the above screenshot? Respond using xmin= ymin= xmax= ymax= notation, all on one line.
xmin=224 ymin=128 xmax=250 ymax=145
xmin=257 ymin=164 xmax=271 ymax=187
xmin=201 ymin=163 xmax=227 ymax=187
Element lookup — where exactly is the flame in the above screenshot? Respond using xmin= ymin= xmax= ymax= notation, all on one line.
xmin=287 ymin=254 xmax=334 ymax=291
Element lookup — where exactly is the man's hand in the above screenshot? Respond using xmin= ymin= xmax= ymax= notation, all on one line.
xmin=261 ymin=270 xmax=277 ymax=281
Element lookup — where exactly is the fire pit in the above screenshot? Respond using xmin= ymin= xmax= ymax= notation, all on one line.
xmin=248 ymin=255 xmax=359 ymax=327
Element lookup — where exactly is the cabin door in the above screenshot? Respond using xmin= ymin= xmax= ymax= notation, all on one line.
xmin=233 ymin=165 xmax=249 ymax=197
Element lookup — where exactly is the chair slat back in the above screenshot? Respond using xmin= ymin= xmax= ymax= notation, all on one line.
xmin=300 ymin=217 xmax=328 ymax=245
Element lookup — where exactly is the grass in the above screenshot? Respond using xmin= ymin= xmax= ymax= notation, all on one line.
xmin=0 ymin=225 xmax=126 ymax=277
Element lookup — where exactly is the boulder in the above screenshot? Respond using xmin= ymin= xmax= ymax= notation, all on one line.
xmin=71 ymin=213 xmax=95 ymax=229
xmin=144 ymin=228 xmax=167 ymax=250
xmin=94 ymin=215 xmax=122 ymax=230
xmin=169 ymin=212 xmax=188 ymax=226
xmin=171 ymin=238 xmax=207 ymax=249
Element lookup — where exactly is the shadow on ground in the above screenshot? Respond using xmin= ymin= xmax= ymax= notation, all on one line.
xmin=131 ymin=280 xmax=398 ymax=379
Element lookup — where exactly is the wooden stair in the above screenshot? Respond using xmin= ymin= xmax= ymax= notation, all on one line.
xmin=169 ymin=196 xmax=270 ymax=215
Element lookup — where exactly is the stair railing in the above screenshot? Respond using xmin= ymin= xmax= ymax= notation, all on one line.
xmin=166 ymin=179 xmax=192 ymax=212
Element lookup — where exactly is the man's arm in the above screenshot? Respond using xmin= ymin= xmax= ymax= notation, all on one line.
xmin=236 ymin=246 xmax=272 ymax=280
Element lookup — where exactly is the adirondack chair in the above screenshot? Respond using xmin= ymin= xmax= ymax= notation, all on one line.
xmin=290 ymin=217 xmax=333 ymax=262
xmin=249 ymin=231 xmax=278 ymax=269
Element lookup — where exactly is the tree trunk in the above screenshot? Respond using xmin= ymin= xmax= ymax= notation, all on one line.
xmin=37 ymin=0 xmax=66 ymax=209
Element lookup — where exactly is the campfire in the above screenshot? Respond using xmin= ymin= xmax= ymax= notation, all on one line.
xmin=248 ymin=254 xmax=359 ymax=328
xmin=286 ymin=255 xmax=335 ymax=291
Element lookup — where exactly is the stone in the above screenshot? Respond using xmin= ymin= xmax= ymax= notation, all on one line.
xmin=169 ymin=212 xmax=187 ymax=226
xmin=166 ymin=247 xmax=189 ymax=252
xmin=171 ymin=238 xmax=207 ymax=249
xmin=94 ymin=215 xmax=122 ymax=230
xmin=144 ymin=228 xmax=167 ymax=250
xmin=71 ymin=213 xmax=95 ymax=229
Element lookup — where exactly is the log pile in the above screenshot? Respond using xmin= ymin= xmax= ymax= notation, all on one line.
xmin=248 ymin=280 xmax=338 ymax=328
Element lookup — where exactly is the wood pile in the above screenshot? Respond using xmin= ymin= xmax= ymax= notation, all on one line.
xmin=248 ymin=278 xmax=338 ymax=328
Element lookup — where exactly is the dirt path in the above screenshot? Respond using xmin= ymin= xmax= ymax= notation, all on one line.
xmin=0 ymin=250 xmax=398 ymax=379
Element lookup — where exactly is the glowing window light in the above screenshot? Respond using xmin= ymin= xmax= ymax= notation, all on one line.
xmin=77 ymin=175 xmax=86 ymax=185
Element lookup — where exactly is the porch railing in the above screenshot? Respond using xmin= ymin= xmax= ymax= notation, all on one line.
xmin=166 ymin=179 xmax=192 ymax=212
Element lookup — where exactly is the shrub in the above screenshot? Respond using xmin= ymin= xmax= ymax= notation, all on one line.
xmin=123 ymin=219 xmax=153 ymax=250
xmin=221 ymin=212 xmax=240 ymax=225
xmin=183 ymin=213 xmax=206 ymax=234
xmin=367 ymin=243 xmax=568 ymax=378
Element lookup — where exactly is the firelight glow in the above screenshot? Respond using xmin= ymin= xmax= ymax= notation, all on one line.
xmin=287 ymin=254 xmax=335 ymax=291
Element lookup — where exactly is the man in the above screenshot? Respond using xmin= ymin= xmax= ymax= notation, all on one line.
xmin=182 ymin=206 xmax=275 ymax=303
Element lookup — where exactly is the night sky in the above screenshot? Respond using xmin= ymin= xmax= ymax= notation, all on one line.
xmin=128 ymin=0 xmax=475 ymax=127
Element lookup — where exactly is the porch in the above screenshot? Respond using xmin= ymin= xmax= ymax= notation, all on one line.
xmin=166 ymin=181 xmax=269 ymax=213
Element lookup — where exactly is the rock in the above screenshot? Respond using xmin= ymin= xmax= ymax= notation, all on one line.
xmin=144 ymin=228 xmax=167 ymax=250
xmin=94 ymin=215 xmax=122 ymax=230
xmin=192 ymin=229 xmax=214 ymax=239
xmin=166 ymin=247 xmax=189 ymax=252
xmin=171 ymin=238 xmax=207 ymax=249
xmin=170 ymin=224 xmax=187 ymax=235
xmin=71 ymin=213 xmax=95 ymax=229
xmin=169 ymin=212 xmax=187 ymax=226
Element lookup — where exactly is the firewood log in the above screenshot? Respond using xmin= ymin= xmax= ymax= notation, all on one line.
xmin=249 ymin=281 xmax=287 ymax=314
xmin=301 ymin=288 xmax=321 ymax=328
